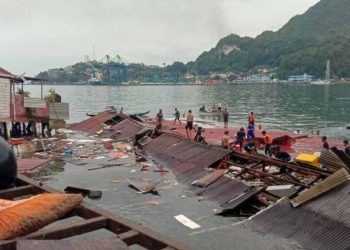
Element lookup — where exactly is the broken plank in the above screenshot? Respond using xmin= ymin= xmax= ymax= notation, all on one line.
xmin=26 ymin=216 xmax=108 ymax=239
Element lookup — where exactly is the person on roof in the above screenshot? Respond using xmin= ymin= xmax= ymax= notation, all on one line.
xmin=234 ymin=127 xmax=246 ymax=152
xmin=322 ymin=136 xmax=329 ymax=150
xmin=248 ymin=112 xmax=255 ymax=126
xmin=222 ymin=130 xmax=230 ymax=149
xmin=174 ymin=108 xmax=181 ymax=126
xmin=194 ymin=126 xmax=207 ymax=144
xmin=244 ymin=141 xmax=257 ymax=154
xmin=156 ymin=109 xmax=164 ymax=125
xmin=185 ymin=110 xmax=194 ymax=138
xmin=271 ymin=146 xmax=291 ymax=162
xmin=262 ymin=130 xmax=273 ymax=156
xmin=247 ymin=123 xmax=255 ymax=139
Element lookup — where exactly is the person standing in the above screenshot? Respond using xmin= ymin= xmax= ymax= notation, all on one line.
xmin=344 ymin=140 xmax=350 ymax=156
xmin=185 ymin=110 xmax=194 ymax=138
xmin=247 ymin=123 xmax=255 ymax=139
xmin=223 ymin=108 xmax=229 ymax=129
xmin=248 ymin=112 xmax=255 ymax=126
xmin=221 ymin=130 xmax=230 ymax=149
xmin=156 ymin=109 xmax=164 ymax=126
xmin=174 ymin=108 xmax=181 ymax=126
xmin=234 ymin=127 xmax=246 ymax=152
xmin=262 ymin=130 xmax=273 ymax=156
xmin=322 ymin=136 xmax=329 ymax=150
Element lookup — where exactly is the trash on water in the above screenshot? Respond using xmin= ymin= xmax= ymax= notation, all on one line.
xmin=127 ymin=178 xmax=158 ymax=194
xmin=174 ymin=214 xmax=201 ymax=229
xmin=64 ymin=186 xmax=102 ymax=199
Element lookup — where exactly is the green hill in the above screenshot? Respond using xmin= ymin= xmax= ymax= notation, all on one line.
xmin=193 ymin=0 xmax=350 ymax=78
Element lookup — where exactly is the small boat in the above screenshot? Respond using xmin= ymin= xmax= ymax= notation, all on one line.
xmin=131 ymin=110 xmax=150 ymax=117
xmin=86 ymin=112 xmax=97 ymax=117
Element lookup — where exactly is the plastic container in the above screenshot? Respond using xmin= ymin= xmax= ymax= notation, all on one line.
xmin=296 ymin=153 xmax=320 ymax=167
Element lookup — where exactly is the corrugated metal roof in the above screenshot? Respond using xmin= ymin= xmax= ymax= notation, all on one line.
xmin=101 ymin=119 xmax=144 ymax=141
xmin=249 ymin=180 xmax=350 ymax=250
xmin=49 ymin=102 xmax=69 ymax=120
xmin=194 ymin=176 xmax=251 ymax=206
xmin=17 ymin=158 xmax=52 ymax=173
xmin=143 ymin=133 xmax=229 ymax=184
xmin=69 ymin=111 xmax=123 ymax=134
xmin=0 ymin=67 xmax=19 ymax=81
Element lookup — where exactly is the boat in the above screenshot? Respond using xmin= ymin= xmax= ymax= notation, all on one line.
xmin=131 ymin=110 xmax=150 ymax=117
xmin=86 ymin=112 xmax=97 ymax=117
xmin=311 ymin=60 xmax=332 ymax=85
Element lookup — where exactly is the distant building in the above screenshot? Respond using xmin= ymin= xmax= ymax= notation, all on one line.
xmin=184 ymin=73 xmax=195 ymax=79
xmin=288 ymin=74 xmax=316 ymax=83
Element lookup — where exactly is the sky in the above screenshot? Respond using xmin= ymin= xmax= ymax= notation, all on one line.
xmin=0 ymin=0 xmax=319 ymax=75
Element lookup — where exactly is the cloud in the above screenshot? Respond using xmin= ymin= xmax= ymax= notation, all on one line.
xmin=0 ymin=0 xmax=319 ymax=75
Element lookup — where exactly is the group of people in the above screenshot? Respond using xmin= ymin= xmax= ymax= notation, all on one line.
xmin=220 ymin=112 xmax=292 ymax=163
xmin=322 ymin=136 xmax=350 ymax=157
xmin=154 ymin=108 xmax=350 ymax=161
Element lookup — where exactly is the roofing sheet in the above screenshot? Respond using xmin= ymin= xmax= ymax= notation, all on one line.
xmin=194 ymin=176 xmax=251 ymax=206
xmin=143 ymin=133 xmax=229 ymax=184
xmin=17 ymin=158 xmax=51 ymax=174
xmin=69 ymin=111 xmax=122 ymax=134
xmin=249 ymin=180 xmax=350 ymax=250
xmin=101 ymin=119 xmax=144 ymax=141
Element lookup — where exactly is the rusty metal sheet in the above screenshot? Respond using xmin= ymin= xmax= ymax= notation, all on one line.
xmin=192 ymin=170 xmax=227 ymax=187
xmin=69 ymin=111 xmax=123 ymax=134
xmin=195 ymin=176 xmax=251 ymax=206
xmin=101 ymin=119 xmax=143 ymax=141
xmin=221 ymin=186 xmax=265 ymax=212
xmin=250 ymin=180 xmax=350 ymax=250
xmin=127 ymin=178 xmax=158 ymax=194
xmin=17 ymin=158 xmax=52 ymax=174
xmin=17 ymin=238 xmax=129 ymax=250
xmin=144 ymin=134 xmax=229 ymax=177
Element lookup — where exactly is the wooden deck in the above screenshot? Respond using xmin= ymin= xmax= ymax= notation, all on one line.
xmin=0 ymin=175 xmax=189 ymax=250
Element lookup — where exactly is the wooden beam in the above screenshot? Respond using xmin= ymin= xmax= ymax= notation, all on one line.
xmin=224 ymin=160 xmax=310 ymax=188
xmin=0 ymin=185 xmax=43 ymax=199
xmin=119 ymin=229 xmax=140 ymax=245
xmin=26 ymin=216 xmax=107 ymax=240
xmin=231 ymin=151 xmax=330 ymax=177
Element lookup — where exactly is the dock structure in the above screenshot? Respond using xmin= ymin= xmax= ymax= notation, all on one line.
xmin=0 ymin=174 xmax=189 ymax=250
xmin=0 ymin=67 xmax=69 ymax=140
xmin=2 ymin=110 xmax=350 ymax=249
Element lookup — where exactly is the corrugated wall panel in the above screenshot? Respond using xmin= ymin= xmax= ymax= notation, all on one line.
xmin=24 ymin=97 xmax=46 ymax=109
xmin=49 ymin=102 xmax=69 ymax=120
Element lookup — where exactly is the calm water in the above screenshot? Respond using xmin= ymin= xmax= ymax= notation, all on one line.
xmin=27 ymin=83 xmax=350 ymax=139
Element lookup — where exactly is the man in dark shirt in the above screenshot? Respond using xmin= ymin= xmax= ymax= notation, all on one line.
xmin=322 ymin=136 xmax=329 ymax=150
xmin=194 ymin=126 xmax=207 ymax=144
xmin=156 ymin=109 xmax=164 ymax=125
xmin=244 ymin=141 xmax=257 ymax=154
xmin=234 ymin=127 xmax=246 ymax=152
xmin=223 ymin=108 xmax=229 ymax=128
xmin=344 ymin=140 xmax=350 ymax=157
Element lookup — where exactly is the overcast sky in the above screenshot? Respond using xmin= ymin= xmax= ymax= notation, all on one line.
xmin=0 ymin=0 xmax=319 ymax=75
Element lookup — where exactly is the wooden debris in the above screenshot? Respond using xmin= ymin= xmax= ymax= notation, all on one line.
xmin=127 ymin=178 xmax=158 ymax=194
